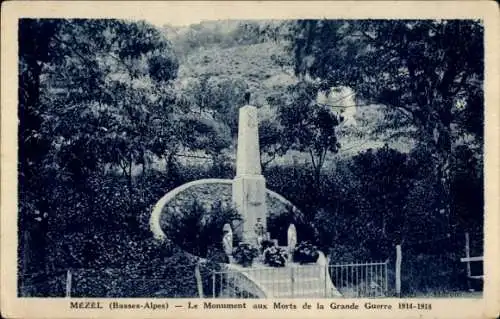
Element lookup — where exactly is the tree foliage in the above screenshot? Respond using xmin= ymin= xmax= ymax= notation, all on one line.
xmin=289 ymin=19 xmax=484 ymax=232
xmin=268 ymin=80 xmax=343 ymax=184
xmin=180 ymin=75 xmax=248 ymax=136
xmin=291 ymin=20 xmax=484 ymax=141
xmin=20 ymin=19 xmax=180 ymax=193
xmin=18 ymin=18 xmax=181 ymax=278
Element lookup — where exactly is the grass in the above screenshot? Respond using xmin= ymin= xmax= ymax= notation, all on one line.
xmin=408 ymin=291 xmax=482 ymax=298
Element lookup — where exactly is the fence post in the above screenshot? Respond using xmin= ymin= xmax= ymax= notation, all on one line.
xmin=395 ymin=245 xmax=402 ymax=297
xmin=324 ymin=264 xmax=328 ymax=297
xmin=212 ymin=272 xmax=216 ymax=298
xmin=465 ymin=232 xmax=471 ymax=277
xmin=290 ymin=266 xmax=295 ymax=298
xmin=65 ymin=269 xmax=72 ymax=298
xmin=195 ymin=263 xmax=204 ymax=298
xmin=384 ymin=260 xmax=388 ymax=295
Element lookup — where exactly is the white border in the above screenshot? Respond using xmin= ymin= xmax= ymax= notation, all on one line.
xmin=1 ymin=2 xmax=499 ymax=319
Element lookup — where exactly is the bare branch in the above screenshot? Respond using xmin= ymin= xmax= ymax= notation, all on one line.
xmin=338 ymin=139 xmax=372 ymax=153
xmin=174 ymin=153 xmax=212 ymax=160
xmin=308 ymin=148 xmax=317 ymax=171
xmin=261 ymin=152 xmax=277 ymax=169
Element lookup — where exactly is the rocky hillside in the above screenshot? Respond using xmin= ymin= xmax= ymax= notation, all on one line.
xmin=161 ymin=21 xmax=413 ymax=168
xmin=178 ymin=41 xmax=295 ymax=106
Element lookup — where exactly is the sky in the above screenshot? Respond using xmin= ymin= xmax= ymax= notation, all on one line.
xmin=141 ymin=17 xmax=204 ymax=28
xmin=104 ymin=2 xmax=308 ymax=28
xmin=123 ymin=3 xmax=262 ymax=28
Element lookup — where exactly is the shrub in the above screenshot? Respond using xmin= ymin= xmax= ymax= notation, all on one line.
xmin=163 ymin=199 xmax=241 ymax=258
xmin=263 ymin=246 xmax=288 ymax=267
xmin=260 ymin=239 xmax=275 ymax=254
xmin=233 ymin=243 xmax=259 ymax=267
xmin=293 ymin=241 xmax=319 ymax=264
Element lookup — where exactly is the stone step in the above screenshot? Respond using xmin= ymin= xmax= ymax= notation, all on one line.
xmin=258 ymin=277 xmax=320 ymax=284
xmin=229 ymin=261 xmax=341 ymax=298
xmin=244 ymin=274 xmax=323 ymax=285
xmin=259 ymin=281 xmax=322 ymax=291
xmin=258 ymin=276 xmax=326 ymax=298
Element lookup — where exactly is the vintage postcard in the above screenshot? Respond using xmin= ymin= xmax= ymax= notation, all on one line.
xmin=1 ymin=1 xmax=499 ymax=318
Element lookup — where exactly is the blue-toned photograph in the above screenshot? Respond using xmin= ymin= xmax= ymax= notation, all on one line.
xmin=18 ymin=18 xmax=484 ymax=298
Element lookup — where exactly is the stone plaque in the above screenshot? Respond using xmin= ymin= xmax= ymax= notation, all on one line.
xmin=222 ymin=223 xmax=233 ymax=257
xmin=287 ymin=224 xmax=297 ymax=251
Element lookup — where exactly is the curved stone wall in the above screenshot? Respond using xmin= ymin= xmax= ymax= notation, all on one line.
xmin=149 ymin=179 xmax=343 ymax=298
xmin=150 ymin=178 xmax=304 ymax=241
xmin=221 ymin=263 xmax=268 ymax=298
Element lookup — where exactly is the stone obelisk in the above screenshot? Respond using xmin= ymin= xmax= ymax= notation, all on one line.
xmin=232 ymin=94 xmax=267 ymax=245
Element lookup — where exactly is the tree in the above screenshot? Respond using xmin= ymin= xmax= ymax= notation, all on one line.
xmin=450 ymin=145 xmax=483 ymax=235
xmin=18 ymin=18 xmax=180 ymax=276
xmin=180 ymin=76 xmax=248 ymax=135
xmin=268 ymin=80 xmax=343 ymax=185
xmin=258 ymin=118 xmax=286 ymax=171
xmin=18 ymin=19 xmax=60 ymax=277
xmin=311 ymin=145 xmax=418 ymax=260
xmin=290 ymin=20 xmax=484 ymax=233
xmin=349 ymin=146 xmax=417 ymax=249
xmin=42 ymin=19 xmax=179 ymax=197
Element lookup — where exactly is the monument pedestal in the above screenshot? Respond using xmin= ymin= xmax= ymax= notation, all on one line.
xmin=232 ymin=175 xmax=267 ymax=245
xmin=232 ymin=103 xmax=268 ymax=246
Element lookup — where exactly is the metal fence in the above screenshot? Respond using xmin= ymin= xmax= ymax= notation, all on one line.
xmin=211 ymin=261 xmax=389 ymax=298
xmin=329 ymin=261 xmax=388 ymax=298
xmin=19 ymin=265 xmax=203 ymax=298
xmin=19 ymin=261 xmax=388 ymax=298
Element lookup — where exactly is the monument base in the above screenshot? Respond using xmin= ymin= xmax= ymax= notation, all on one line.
xmin=232 ymin=175 xmax=267 ymax=245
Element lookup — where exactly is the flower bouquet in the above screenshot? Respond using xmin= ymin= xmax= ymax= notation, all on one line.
xmin=232 ymin=242 xmax=259 ymax=267
xmin=292 ymin=241 xmax=320 ymax=264
xmin=263 ymin=245 xmax=288 ymax=267
xmin=259 ymin=239 xmax=275 ymax=254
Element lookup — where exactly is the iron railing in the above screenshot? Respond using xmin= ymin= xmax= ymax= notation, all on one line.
xmin=329 ymin=261 xmax=388 ymax=298
xmin=211 ymin=260 xmax=389 ymax=298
